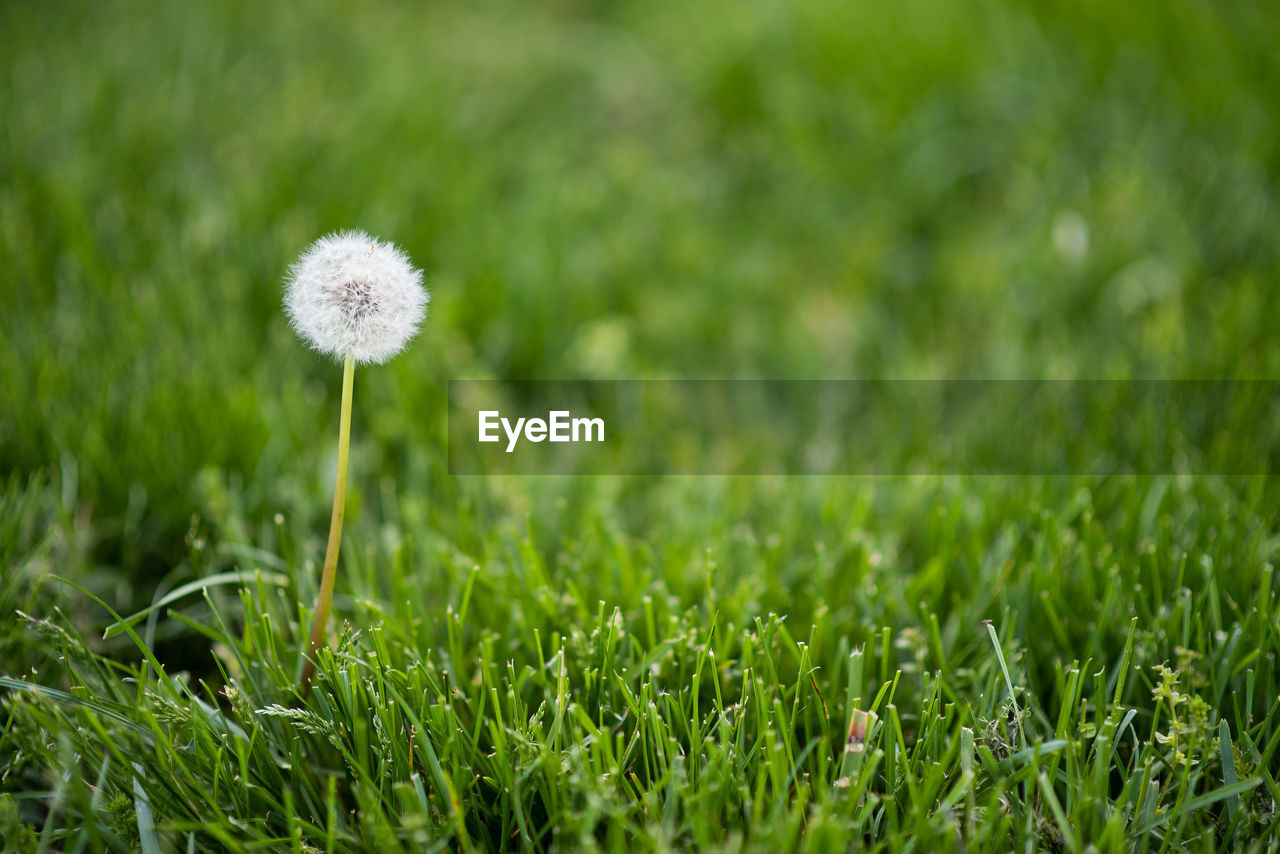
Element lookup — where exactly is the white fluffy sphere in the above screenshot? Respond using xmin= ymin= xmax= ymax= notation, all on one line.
xmin=285 ymin=230 xmax=429 ymax=365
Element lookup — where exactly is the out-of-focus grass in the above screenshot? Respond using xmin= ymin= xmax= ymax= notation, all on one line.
xmin=3 ymin=0 xmax=1277 ymax=568
xmin=2 ymin=0 xmax=1279 ymax=850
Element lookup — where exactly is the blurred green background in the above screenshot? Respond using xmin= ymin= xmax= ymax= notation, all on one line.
xmin=2 ymin=0 xmax=1278 ymax=583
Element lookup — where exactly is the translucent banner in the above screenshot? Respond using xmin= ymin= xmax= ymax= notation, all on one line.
xmin=447 ymin=380 xmax=1278 ymax=475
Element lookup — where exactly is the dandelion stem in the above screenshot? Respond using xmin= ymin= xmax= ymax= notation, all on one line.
xmin=300 ymin=351 xmax=355 ymax=693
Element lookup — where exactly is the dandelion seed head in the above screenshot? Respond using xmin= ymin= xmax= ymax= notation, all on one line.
xmin=285 ymin=230 xmax=428 ymax=365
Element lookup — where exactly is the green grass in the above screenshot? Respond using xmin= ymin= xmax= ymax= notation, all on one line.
xmin=4 ymin=475 xmax=1279 ymax=850
xmin=3 ymin=0 xmax=1280 ymax=850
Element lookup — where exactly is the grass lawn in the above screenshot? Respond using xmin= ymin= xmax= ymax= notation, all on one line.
xmin=2 ymin=0 xmax=1279 ymax=850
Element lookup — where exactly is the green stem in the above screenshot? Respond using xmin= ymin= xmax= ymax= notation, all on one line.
xmin=300 ymin=352 xmax=355 ymax=693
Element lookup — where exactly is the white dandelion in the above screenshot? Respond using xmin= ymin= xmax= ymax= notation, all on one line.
xmin=285 ymin=230 xmax=429 ymax=365
xmin=285 ymin=230 xmax=428 ymax=692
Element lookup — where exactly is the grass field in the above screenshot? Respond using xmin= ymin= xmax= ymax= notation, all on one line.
xmin=3 ymin=0 xmax=1280 ymax=850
